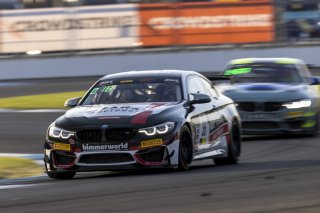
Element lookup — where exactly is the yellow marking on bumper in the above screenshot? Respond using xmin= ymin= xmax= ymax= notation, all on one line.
xmin=287 ymin=111 xmax=304 ymax=118
xmin=302 ymin=120 xmax=316 ymax=128
xmin=53 ymin=142 xmax=71 ymax=151
xmin=141 ymin=139 xmax=163 ymax=148
xmin=304 ymin=111 xmax=316 ymax=117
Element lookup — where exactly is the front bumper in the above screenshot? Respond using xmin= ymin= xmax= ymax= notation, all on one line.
xmin=44 ymin=139 xmax=180 ymax=172
xmin=240 ymin=109 xmax=318 ymax=135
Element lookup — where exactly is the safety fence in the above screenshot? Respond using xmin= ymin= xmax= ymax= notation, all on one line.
xmin=0 ymin=0 xmax=276 ymax=53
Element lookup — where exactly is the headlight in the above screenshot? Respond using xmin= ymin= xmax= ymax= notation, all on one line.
xmin=138 ymin=122 xmax=175 ymax=136
xmin=282 ymin=100 xmax=312 ymax=109
xmin=48 ymin=126 xmax=74 ymax=139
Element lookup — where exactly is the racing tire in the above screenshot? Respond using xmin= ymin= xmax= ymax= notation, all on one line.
xmin=46 ymin=171 xmax=76 ymax=180
xmin=214 ymin=121 xmax=241 ymax=166
xmin=178 ymin=126 xmax=193 ymax=171
xmin=45 ymin=162 xmax=76 ymax=180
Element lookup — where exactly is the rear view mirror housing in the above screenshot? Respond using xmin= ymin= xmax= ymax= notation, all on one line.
xmin=190 ymin=93 xmax=211 ymax=105
xmin=64 ymin=97 xmax=81 ymax=108
xmin=309 ymin=77 xmax=320 ymax=85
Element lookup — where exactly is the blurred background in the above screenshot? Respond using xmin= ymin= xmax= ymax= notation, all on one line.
xmin=0 ymin=0 xmax=318 ymax=80
xmin=0 ymin=0 xmax=319 ymax=45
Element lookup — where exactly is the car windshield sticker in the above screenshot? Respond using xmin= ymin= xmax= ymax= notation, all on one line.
xmin=224 ymin=68 xmax=252 ymax=75
xmin=120 ymin=80 xmax=133 ymax=84
xmin=90 ymin=88 xmax=99 ymax=95
xmin=140 ymin=78 xmax=156 ymax=83
xmin=99 ymin=80 xmax=113 ymax=86
xmin=103 ymin=85 xmax=116 ymax=93
xmin=164 ymin=78 xmax=180 ymax=84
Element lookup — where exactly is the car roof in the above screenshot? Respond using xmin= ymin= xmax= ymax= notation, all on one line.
xmin=228 ymin=58 xmax=304 ymax=65
xmin=99 ymin=70 xmax=200 ymax=80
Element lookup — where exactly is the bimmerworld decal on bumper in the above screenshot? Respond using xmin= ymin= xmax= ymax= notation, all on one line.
xmin=82 ymin=143 xmax=128 ymax=151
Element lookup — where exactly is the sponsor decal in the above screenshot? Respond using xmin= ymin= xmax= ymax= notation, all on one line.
xmin=100 ymin=80 xmax=113 ymax=86
xmin=164 ymin=78 xmax=180 ymax=84
xmin=139 ymin=1 xmax=274 ymax=46
xmin=82 ymin=143 xmax=128 ymax=151
xmin=67 ymin=103 xmax=170 ymax=118
xmin=90 ymin=85 xmax=116 ymax=95
xmin=98 ymin=116 xmax=121 ymax=120
xmin=140 ymin=78 xmax=156 ymax=82
xmin=209 ymin=123 xmax=229 ymax=142
xmin=224 ymin=68 xmax=252 ymax=76
xmin=100 ymin=106 xmax=140 ymax=113
xmin=11 ymin=16 xmax=137 ymax=32
xmin=149 ymin=103 xmax=166 ymax=108
xmin=53 ymin=142 xmax=71 ymax=151
xmin=241 ymin=113 xmax=280 ymax=119
xmin=102 ymin=85 xmax=116 ymax=93
xmin=141 ymin=139 xmax=163 ymax=148
xmin=90 ymin=88 xmax=100 ymax=95
xmin=69 ymin=139 xmax=75 ymax=145
xmin=120 ymin=80 xmax=134 ymax=84
xmin=148 ymin=14 xmax=272 ymax=30
xmin=1 ymin=4 xmax=139 ymax=53
xmin=101 ymin=125 xmax=109 ymax=129
xmin=209 ymin=116 xmax=227 ymax=133
xmin=287 ymin=111 xmax=304 ymax=118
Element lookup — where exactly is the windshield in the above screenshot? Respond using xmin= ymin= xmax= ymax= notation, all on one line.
xmin=81 ymin=78 xmax=183 ymax=105
xmin=224 ymin=63 xmax=304 ymax=84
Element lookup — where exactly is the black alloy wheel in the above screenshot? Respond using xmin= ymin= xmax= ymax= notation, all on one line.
xmin=178 ymin=126 xmax=193 ymax=171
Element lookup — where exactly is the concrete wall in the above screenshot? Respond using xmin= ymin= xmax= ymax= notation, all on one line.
xmin=1 ymin=45 xmax=320 ymax=80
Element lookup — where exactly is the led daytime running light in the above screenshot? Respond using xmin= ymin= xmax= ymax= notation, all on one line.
xmin=139 ymin=122 xmax=174 ymax=136
xmin=282 ymin=100 xmax=312 ymax=109
xmin=49 ymin=126 xmax=74 ymax=139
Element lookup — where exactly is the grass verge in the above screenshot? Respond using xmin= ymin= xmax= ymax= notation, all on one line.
xmin=0 ymin=91 xmax=86 ymax=109
xmin=0 ymin=157 xmax=43 ymax=179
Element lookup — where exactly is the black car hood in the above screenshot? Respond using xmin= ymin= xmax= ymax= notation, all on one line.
xmin=56 ymin=103 xmax=180 ymax=129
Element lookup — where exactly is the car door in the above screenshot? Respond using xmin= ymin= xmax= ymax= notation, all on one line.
xmin=198 ymin=77 xmax=230 ymax=149
xmin=187 ymin=75 xmax=216 ymax=154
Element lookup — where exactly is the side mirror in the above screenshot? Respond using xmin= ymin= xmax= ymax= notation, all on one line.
xmin=309 ymin=77 xmax=320 ymax=85
xmin=190 ymin=93 xmax=211 ymax=104
xmin=64 ymin=97 xmax=81 ymax=108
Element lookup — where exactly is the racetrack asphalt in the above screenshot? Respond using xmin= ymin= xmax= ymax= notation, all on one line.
xmin=1 ymin=77 xmax=320 ymax=212
xmin=1 ymin=112 xmax=320 ymax=213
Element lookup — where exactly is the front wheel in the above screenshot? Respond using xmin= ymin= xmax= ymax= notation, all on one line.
xmin=178 ymin=126 xmax=193 ymax=171
xmin=214 ymin=121 xmax=241 ymax=165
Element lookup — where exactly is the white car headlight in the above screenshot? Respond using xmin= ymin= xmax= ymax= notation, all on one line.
xmin=48 ymin=126 xmax=74 ymax=139
xmin=282 ymin=100 xmax=312 ymax=109
xmin=138 ymin=122 xmax=175 ymax=136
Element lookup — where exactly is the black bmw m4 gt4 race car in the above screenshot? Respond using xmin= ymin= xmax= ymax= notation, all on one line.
xmin=44 ymin=70 xmax=241 ymax=179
